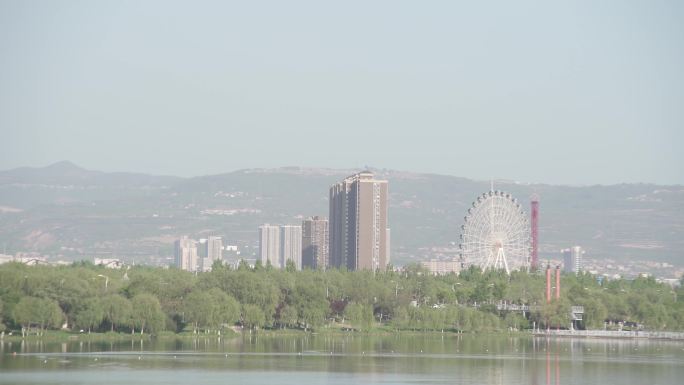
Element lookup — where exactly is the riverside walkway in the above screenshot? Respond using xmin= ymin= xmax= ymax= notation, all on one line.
xmin=533 ymin=329 xmax=684 ymax=341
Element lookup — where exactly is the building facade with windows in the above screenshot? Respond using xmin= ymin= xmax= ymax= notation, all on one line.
xmin=302 ymin=216 xmax=329 ymax=270
xmin=329 ymin=171 xmax=389 ymax=271
xmin=175 ymin=236 xmax=198 ymax=272
xmin=280 ymin=225 xmax=302 ymax=270
xmin=562 ymin=246 xmax=584 ymax=274
xmin=258 ymin=224 xmax=281 ymax=268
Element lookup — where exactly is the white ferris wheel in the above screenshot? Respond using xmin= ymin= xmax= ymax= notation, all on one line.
xmin=459 ymin=189 xmax=531 ymax=274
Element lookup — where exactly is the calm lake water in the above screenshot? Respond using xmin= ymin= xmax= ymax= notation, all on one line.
xmin=1 ymin=333 xmax=683 ymax=384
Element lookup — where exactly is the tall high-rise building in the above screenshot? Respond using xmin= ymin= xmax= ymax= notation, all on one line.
xmin=198 ymin=238 xmax=208 ymax=270
xmin=386 ymin=228 xmax=391 ymax=266
xmin=200 ymin=236 xmax=223 ymax=272
xmin=329 ymin=171 xmax=389 ymax=271
xmin=280 ymin=225 xmax=302 ymax=270
xmin=561 ymin=246 xmax=585 ymax=274
xmin=258 ymin=224 xmax=280 ymax=268
xmin=174 ymin=236 xmax=198 ymax=272
xmin=302 ymin=216 xmax=329 ymax=270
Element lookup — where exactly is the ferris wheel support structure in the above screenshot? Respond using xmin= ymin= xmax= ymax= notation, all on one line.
xmin=459 ymin=188 xmax=531 ymax=274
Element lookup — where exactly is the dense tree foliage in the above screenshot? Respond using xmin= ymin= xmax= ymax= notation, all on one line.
xmin=131 ymin=293 xmax=165 ymax=335
xmin=12 ymin=296 xmax=64 ymax=336
xmin=0 ymin=262 xmax=682 ymax=336
xmin=73 ymin=297 xmax=104 ymax=333
xmin=101 ymin=294 xmax=133 ymax=332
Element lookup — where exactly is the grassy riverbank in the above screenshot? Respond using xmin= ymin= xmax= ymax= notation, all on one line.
xmin=0 ymin=325 xmax=528 ymax=343
xmin=0 ymin=329 xmax=242 ymax=343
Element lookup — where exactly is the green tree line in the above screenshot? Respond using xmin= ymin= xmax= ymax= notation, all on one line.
xmin=0 ymin=261 xmax=682 ymax=336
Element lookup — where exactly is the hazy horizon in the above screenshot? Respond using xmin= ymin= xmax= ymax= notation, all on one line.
xmin=1 ymin=1 xmax=682 ymax=185
xmin=4 ymin=159 xmax=684 ymax=188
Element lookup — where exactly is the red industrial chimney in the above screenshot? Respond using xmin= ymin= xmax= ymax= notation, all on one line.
xmin=545 ymin=263 xmax=551 ymax=303
xmin=555 ymin=265 xmax=560 ymax=300
xmin=531 ymin=195 xmax=539 ymax=271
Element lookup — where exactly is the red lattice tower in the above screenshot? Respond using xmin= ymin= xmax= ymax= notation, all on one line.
xmin=530 ymin=194 xmax=539 ymax=271
xmin=545 ymin=263 xmax=551 ymax=303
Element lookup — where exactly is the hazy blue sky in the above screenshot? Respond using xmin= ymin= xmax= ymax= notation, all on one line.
xmin=1 ymin=0 xmax=682 ymax=185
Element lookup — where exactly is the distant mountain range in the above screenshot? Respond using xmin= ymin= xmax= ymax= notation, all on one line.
xmin=0 ymin=162 xmax=682 ymax=267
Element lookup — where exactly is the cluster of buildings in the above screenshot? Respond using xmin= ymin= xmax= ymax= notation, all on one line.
xmin=0 ymin=253 xmax=53 ymax=266
xmin=0 ymin=254 xmax=126 ymax=269
xmin=173 ymin=171 xmax=390 ymax=272
xmin=174 ymin=235 xmax=225 ymax=272
xmin=561 ymin=246 xmax=585 ymax=274
xmin=258 ymin=224 xmax=307 ymax=269
xmin=421 ymin=246 xmax=587 ymax=277
xmin=259 ymin=171 xmax=390 ymax=271
xmin=170 ymin=174 xmax=659 ymax=282
xmin=421 ymin=258 xmax=462 ymax=275
xmin=93 ymin=258 xmax=125 ymax=269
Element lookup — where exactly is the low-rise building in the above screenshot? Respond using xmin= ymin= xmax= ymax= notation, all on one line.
xmin=421 ymin=258 xmax=462 ymax=275
xmin=94 ymin=258 xmax=124 ymax=269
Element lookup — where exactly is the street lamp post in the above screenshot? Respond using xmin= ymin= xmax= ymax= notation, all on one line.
xmin=97 ymin=274 xmax=109 ymax=290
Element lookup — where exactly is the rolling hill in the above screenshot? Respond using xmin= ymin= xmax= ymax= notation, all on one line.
xmin=0 ymin=162 xmax=682 ymax=268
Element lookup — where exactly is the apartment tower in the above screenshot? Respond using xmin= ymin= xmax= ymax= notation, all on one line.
xmin=562 ymin=246 xmax=585 ymax=274
xmin=174 ymin=236 xmax=198 ymax=272
xmin=329 ymin=171 xmax=389 ymax=271
xmin=258 ymin=224 xmax=280 ymax=268
xmin=280 ymin=225 xmax=302 ymax=270
xmin=302 ymin=216 xmax=329 ymax=270
xmin=200 ymin=236 xmax=223 ymax=271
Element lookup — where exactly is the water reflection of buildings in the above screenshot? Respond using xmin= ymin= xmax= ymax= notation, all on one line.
xmin=530 ymin=339 xmax=560 ymax=385
xmin=530 ymin=337 xmax=674 ymax=385
xmin=546 ymin=345 xmax=560 ymax=385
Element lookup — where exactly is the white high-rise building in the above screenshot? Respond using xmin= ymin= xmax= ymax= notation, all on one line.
xmin=280 ymin=225 xmax=302 ymax=270
xmin=562 ymin=246 xmax=585 ymax=274
xmin=175 ymin=236 xmax=198 ymax=272
xmin=198 ymin=238 xmax=208 ymax=270
xmin=201 ymin=236 xmax=223 ymax=271
xmin=258 ymin=224 xmax=280 ymax=268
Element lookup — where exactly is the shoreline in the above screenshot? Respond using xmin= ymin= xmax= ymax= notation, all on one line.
xmin=532 ymin=329 xmax=684 ymax=341
xmin=4 ymin=328 xmax=684 ymax=344
xmin=0 ymin=328 xmax=515 ymax=343
xmin=0 ymin=330 xmax=239 ymax=343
